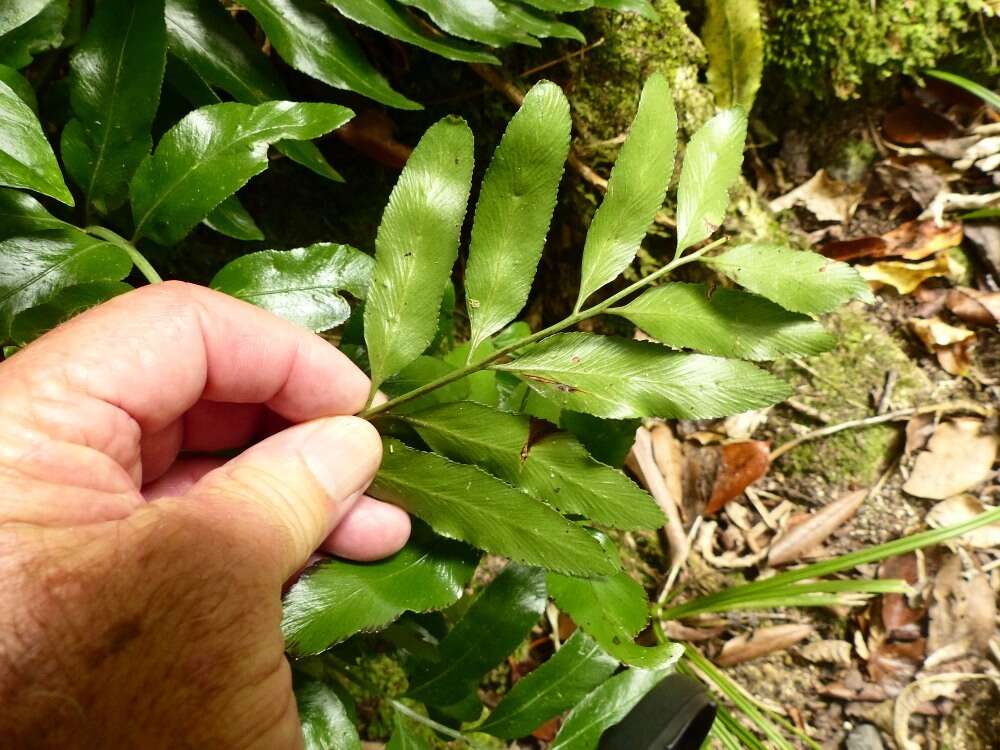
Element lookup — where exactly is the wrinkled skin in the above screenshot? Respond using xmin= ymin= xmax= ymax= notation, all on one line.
xmin=0 ymin=282 xmax=410 ymax=748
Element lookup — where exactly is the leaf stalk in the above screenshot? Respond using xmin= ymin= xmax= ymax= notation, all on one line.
xmin=359 ymin=238 xmax=725 ymax=419
xmin=85 ymin=225 xmax=163 ymax=284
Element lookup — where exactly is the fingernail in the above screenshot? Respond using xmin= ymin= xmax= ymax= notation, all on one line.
xmin=300 ymin=417 xmax=381 ymax=504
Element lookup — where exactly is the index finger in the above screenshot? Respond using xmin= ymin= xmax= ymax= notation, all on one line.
xmin=1 ymin=281 xmax=371 ymax=434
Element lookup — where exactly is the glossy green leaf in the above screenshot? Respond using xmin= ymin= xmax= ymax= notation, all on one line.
xmin=927 ymin=70 xmax=1000 ymax=112
xmin=164 ymin=54 xmax=221 ymax=107
xmin=610 ymin=282 xmax=835 ymax=360
xmin=295 ymin=679 xmax=362 ymax=750
xmin=372 ymin=439 xmax=616 ymax=576
xmin=10 ymin=280 xmax=131 ymax=346
xmin=67 ymin=0 xmax=166 ymax=212
xmin=408 ymin=563 xmax=546 ymax=706
xmin=703 ymin=0 xmax=763 ymax=112
xmin=0 ymin=231 xmax=132 ymax=338
xmin=364 ymin=117 xmax=474 ymax=392
xmin=594 ymin=0 xmax=658 ymax=19
xmin=576 ymin=74 xmax=676 ymax=308
xmin=705 ymin=243 xmax=874 ymax=315
xmin=282 ymin=522 xmax=477 ymax=655
xmin=479 ymin=630 xmax=618 ymax=739
xmin=202 ymin=195 xmax=264 ymax=241
xmin=674 ymin=109 xmax=747 ymax=253
xmin=548 ymin=665 xmax=677 ymax=750
xmin=164 ymin=0 xmax=343 ymax=180
xmin=241 ymin=0 xmax=421 ymax=110
xmin=395 ymin=0 xmax=536 ymax=47
xmin=560 ymin=412 xmax=638 ymax=468
xmin=491 ymin=0 xmax=583 ymax=41
xmin=465 ymin=80 xmax=570 ymax=351
xmin=0 ymin=80 xmax=72 ymax=204
xmin=211 ymin=243 xmax=373 ymax=331
xmin=130 ymin=101 xmax=353 ymax=245
xmin=0 ymin=0 xmax=67 ymax=69
xmin=0 ymin=64 xmax=36 ymax=110
xmin=0 ymin=188 xmax=65 ymax=237
xmin=549 ymin=563 xmax=677 ymax=668
xmin=442 ymin=339 xmax=498 ymax=406
xmin=325 ymin=0 xmax=498 ymax=63
xmin=0 ymin=1 xmax=51 ymax=37
xmin=386 ymin=716 xmax=431 ymax=750
xmin=495 ymin=332 xmax=791 ymax=419
xmin=404 ymin=402 xmax=664 ymax=530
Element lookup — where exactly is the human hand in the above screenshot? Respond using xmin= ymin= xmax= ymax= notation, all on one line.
xmin=0 ymin=282 xmax=409 ymax=748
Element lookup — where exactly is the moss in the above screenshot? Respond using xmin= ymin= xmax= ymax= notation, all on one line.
xmin=568 ymin=0 xmax=715 ymax=147
xmin=342 ymin=652 xmax=409 ymax=741
xmin=773 ymin=306 xmax=932 ymax=486
xmin=763 ymin=0 xmax=999 ymax=101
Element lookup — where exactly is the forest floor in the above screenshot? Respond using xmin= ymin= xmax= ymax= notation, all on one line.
xmin=616 ymin=76 xmax=1000 ymax=750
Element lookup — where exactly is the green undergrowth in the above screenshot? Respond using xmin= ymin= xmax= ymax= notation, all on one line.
xmin=774 ymin=307 xmax=931 ymax=486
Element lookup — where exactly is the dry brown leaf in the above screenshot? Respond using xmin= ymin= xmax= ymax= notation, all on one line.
xmin=926 ymin=495 xmax=1000 ymax=548
xmin=878 ymin=553 xmax=932 ymax=641
xmin=857 ymin=254 xmax=954 ymax=294
xmin=769 ymin=169 xmax=864 ymax=224
xmin=706 ymin=441 xmax=771 ymax=515
xmin=662 ymin=621 xmax=726 ymax=642
xmin=893 ymin=674 xmax=987 ymax=750
xmin=716 ymin=624 xmax=814 ymax=667
xmin=927 ymin=555 xmax=997 ymax=658
xmin=946 ymin=287 xmax=1000 ymax=327
xmin=801 ymin=639 xmax=854 ymax=666
xmin=868 ymin=637 xmax=927 ymax=695
xmin=649 ymin=423 xmax=684 ymax=519
xmin=902 ymin=419 xmax=999 ymax=499
xmin=910 ymin=316 xmax=977 ymax=375
xmin=904 ymin=414 xmax=935 ymax=456
xmin=822 ymin=220 xmax=962 ymax=262
xmin=697 ymin=520 xmax=767 ymax=569
xmin=883 ymin=103 xmax=958 ymax=144
xmin=768 ymin=489 xmax=867 ymax=566
xmin=630 ymin=427 xmax=688 ymax=564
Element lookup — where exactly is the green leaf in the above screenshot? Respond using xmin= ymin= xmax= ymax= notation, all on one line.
xmin=395 ymin=0 xmax=537 ymax=47
xmin=0 ymin=80 xmax=72 ymax=205
xmin=371 ymin=439 xmax=616 ymax=576
xmin=549 ymin=666 xmax=677 ymax=750
xmin=324 ymin=0 xmax=498 ymax=63
xmin=67 ymin=0 xmax=166 ymax=212
xmin=465 ymin=80 xmax=570 ymax=351
xmin=609 ymin=282 xmax=835 ymax=360
xmin=548 ymin=562 xmax=676 ymax=668
xmin=702 ymin=0 xmax=763 ymax=112
xmin=0 ymin=0 xmax=51 ymax=37
xmin=404 ymin=401 xmax=664 ymax=530
xmin=211 ymin=243 xmax=373 ymax=331
xmin=240 ymin=0 xmax=421 ymax=110
xmin=594 ymin=0 xmax=658 ymax=19
xmin=495 ymin=332 xmax=791 ymax=419
xmin=364 ymin=116 xmax=474 ymax=392
xmin=384 ymin=356 xmax=471 ymax=414
xmin=130 ymin=100 xmax=353 ymax=245
xmin=202 ymin=195 xmax=264 ymax=241
xmin=479 ymin=630 xmax=618 ymax=740
xmin=295 ymin=679 xmax=362 ymax=750
xmin=0 ymin=64 xmax=37 ymax=111
xmin=386 ymin=716 xmax=431 ymax=750
xmin=282 ymin=521 xmax=477 ymax=655
xmin=164 ymin=54 xmax=221 ymax=107
xmin=408 ymin=563 xmax=546 ymax=706
xmin=519 ymin=0 xmax=592 ymax=11
xmin=674 ymin=108 xmax=747 ymax=254
xmin=491 ymin=0 xmax=584 ymax=42
xmin=0 ymin=187 xmax=65 ymax=237
xmin=164 ymin=0 xmax=344 ymax=180
xmin=10 ymin=280 xmax=131 ymax=346
xmin=926 ymin=70 xmax=1000 ymax=112
xmin=576 ymin=73 xmax=676 ymax=308
xmin=704 ymin=243 xmax=874 ymax=315
xmin=442 ymin=339 xmax=498 ymax=405
xmin=0 ymin=231 xmax=132 ymax=339
xmin=0 ymin=0 xmax=68 ymax=69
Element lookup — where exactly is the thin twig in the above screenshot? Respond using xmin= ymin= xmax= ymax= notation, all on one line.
xmin=769 ymin=401 xmax=993 ymax=462
xmin=631 ymin=427 xmax=689 ymax=565
xmin=520 ymin=37 xmax=605 ymax=77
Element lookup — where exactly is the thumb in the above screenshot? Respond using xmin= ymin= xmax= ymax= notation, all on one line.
xmin=181 ymin=416 xmax=382 ymax=582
